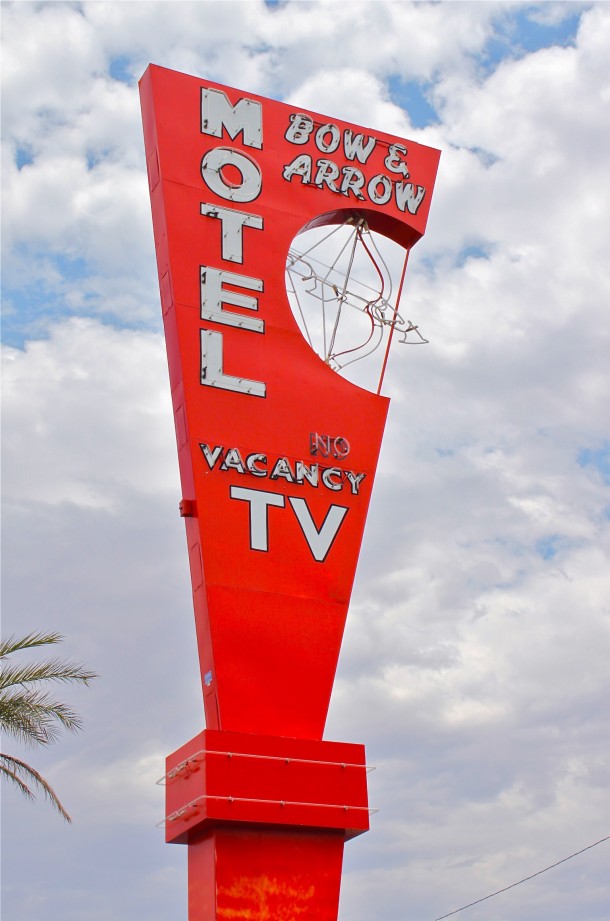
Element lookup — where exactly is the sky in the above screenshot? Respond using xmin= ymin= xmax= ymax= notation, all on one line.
xmin=1 ymin=1 xmax=609 ymax=920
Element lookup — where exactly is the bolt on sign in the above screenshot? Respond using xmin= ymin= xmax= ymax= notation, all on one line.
xmin=140 ymin=64 xmax=439 ymax=921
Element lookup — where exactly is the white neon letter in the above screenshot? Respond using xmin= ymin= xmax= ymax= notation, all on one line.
xmin=246 ymin=453 xmax=268 ymax=477
xmin=285 ymin=113 xmax=314 ymax=145
xmin=200 ymin=444 xmax=224 ymax=469
xmin=384 ymin=143 xmax=410 ymax=178
xmin=201 ymin=148 xmax=262 ymax=203
xmin=282 ymin=154 xmax=312 ymax=184
xmin=230 ymin=486 xmax=285 ymax=551
xmin=343 ymin=130 xmax=376 ymax=164
xmin=288 ymin=498 xmax=348 ymax=562
xmin=200 ymin=267 xmax=264 ymax=333
xmin=221 ymin=448 xmax=245 ymax=473
xmin=395 ymin=182 xmax=426 ymax=215
xmin=200 ymin=330 xmax=265 ymax=398
xmin=340 ymin=166 xmax=366 ymax=200
xmin=314 ymin=159 xmax=340 ymax=192
xmin=321 ymin=467 xmax=343 ymax=491
xmin=200 ymin=204 xmax=263 ymax=263
xmin=201 ymin=88 xmax=262 ymax=149
xmin=315 ymin=124 xmax=341 ymax=154
xmin=368 ymin=174 xmax=393 ymax=205
xmin=345 ymin=471 xmax=366 ymax=495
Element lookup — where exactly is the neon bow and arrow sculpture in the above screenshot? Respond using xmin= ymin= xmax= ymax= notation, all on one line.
xmin=287 ymin=218 xmax=428 ymax=393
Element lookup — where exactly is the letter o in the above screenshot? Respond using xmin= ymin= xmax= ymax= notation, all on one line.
xmin=315 ymin=124 xmax=341 ymax=154
xmin=201 ymin=147 xmax=262 ymax=202
xmin=332 ymin=436 xmax=350 ymax=459
xmin=367 ymin=174 xmax=392 ymax=205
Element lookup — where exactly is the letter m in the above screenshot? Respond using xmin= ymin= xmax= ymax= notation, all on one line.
xmin=201 ymin=88 xmax=263 ymax=149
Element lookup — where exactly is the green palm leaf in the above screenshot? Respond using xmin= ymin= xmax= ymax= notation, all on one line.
xmin=0 ymin=632 xmax=96 ymax=822
xmin=0 ymin=753 xmax=72 ymax=822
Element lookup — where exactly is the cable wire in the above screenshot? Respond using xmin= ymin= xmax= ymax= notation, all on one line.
xmin=433 ymin=835 xmax=610 ymax=920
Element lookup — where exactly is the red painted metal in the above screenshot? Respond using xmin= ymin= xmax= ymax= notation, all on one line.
xmin=140 ymin=63 xmax=439 ymax=921
xmin=188 ymin=826 xmax=346 ymax=921
xmin=163 ymin=730 xmax=369 ymax=844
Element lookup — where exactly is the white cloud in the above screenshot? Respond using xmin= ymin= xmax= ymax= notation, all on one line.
xmin=2 ymin=320 xmax=177 ymax=507
xmin=2 ymin=3 xmax=609 ymax=921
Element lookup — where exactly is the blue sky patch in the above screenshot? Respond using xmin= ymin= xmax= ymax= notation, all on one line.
xmin=4 ymin=254 xmax=94 ymax=348
xmin=54 ymin=254 xmax=90 ymax=280
xmin=388 ymin=77 xmax=439 ymax=128
xmin=508 ymin=8 xmax=582 ymax=55
xmin=16 ymin=147 xmax=34 ymax=170
xmin=466 ymin=145 xmax=500 ymax=169
xmin=456 ymin=244 xmax=492 ymax=268
xmin=3 ymin=286 xmax=65 ymax=349
xmin=2 ymin=245 xmax=161 ymax=349
xmin=578 ymin=442 xmax=610 ymax=484
xmin=480 ymin=7 xmax=582 ymax=76
xmin=536 ymin=534 xmax=562 ymax=560
xmin=109 ymin=55 xmax=134 ymax=85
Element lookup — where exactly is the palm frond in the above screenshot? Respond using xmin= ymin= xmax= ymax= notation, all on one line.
xmin=0 ymin=758 xmax=35 ymax=798
xmin=0 ymin=690 xmax=83 ymax=744
xmin=0 ymin=631 xmax=95 ymax=821
xmin=0 ymin=694 xmax=54 ymax=744
xmin=0 ymin=753 xmax=72 ymax=822
xmin=0 ymin=658 xmax=97 ymax=690
xmin=0 ymin=633 xmax=64 ymax=659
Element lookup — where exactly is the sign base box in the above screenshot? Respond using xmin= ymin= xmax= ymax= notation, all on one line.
xmin=164 ymin=729 xmax=370 ymax=842
xmin=163 ymin=730 xmax=370 ymax=921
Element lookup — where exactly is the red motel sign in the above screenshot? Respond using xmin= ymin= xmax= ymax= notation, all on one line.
xmin=140 ymin=63 xmax=440 ymax=921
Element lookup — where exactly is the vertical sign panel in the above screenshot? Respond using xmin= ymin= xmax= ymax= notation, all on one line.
xmin=140 ymin=65 xmax=440 ymax=739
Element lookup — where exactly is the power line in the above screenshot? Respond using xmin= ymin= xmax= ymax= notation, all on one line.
xmin=433 ymin=834 xmax=610 ymax=920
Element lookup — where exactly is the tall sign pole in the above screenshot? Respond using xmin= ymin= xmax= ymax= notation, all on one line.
xmin=140 ymin=64 xmax=439 ymax=921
